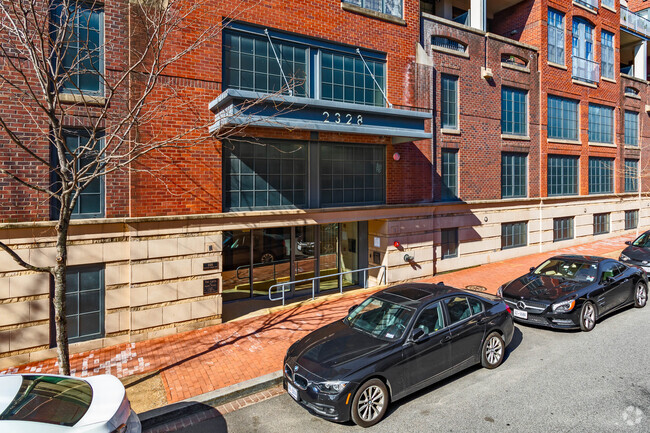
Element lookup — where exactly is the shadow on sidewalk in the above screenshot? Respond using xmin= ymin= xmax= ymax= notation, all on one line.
xmin=142 ymin=402 xmax=227 ymax=433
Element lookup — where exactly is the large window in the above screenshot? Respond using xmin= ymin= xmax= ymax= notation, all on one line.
xmin=321 ymin=51 xmax=385 ymax=107
xmin=343 ymin=0 xmax=403 ymax=18
xmin=625 ymin=210 xmax=639 ymax=230
xmin=548 ymin=9 xmax=565 ymax=65
xmin=441 ymin=74 xmax=458 ymax=130
xmin=588 ymin=104 xmax=614 ymax=144
xmin=64 ymin=266 xmax=104 ymax=344
xmin=501 ymin=87 xmax=527 ymax=136
xmin=51 ymin=1 xmax=103 ymax=95
xmin=548 ymin=155 xmax=578 ymax=196
xmin=547 ymin=95 xmax=578 ymax=141
xmin=588 ymin=157 xmax=613 ymax=194
xmin=593 ymin=213 xmax=610 ymax=235
xmin=224 ymin=140 xmax=307 ymax=210
xmin=553 ymin=217 xmax=574 ymax=242
xmin=223 ymin=32 xmax=307 ymax=97
xmin=441 ymin=228 xmax=458 ymax=259
xmin=501 ymin=153 xmax=527 ymax=198
xmin=601 ymin=30 xmax=614 ymax=79
xmin=502 ymin=222 xmax=527 ymax=250
xmin=223 ymin=27 xmax=387 ymax=107
xmin=320 ymin=143 xmax=385 ymax=206
xmin=441 ymin=149 xmax=458 ymax=201
xmin=625 ymin=111 xmax=639 ymax=147
xmin=625 ymin=159 xmax=639 ymax=192
xmin=572 ymin=17 xmax=597 ymax=83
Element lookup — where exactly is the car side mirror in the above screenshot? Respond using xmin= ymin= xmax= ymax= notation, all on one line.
xmin=529 ymin=267 xmax=535 ymax=273
xmin=348 ymin=304 xmax=358 ymax=315
xmin=410 ymin=328 xmax=426 ymax=343
xmin=625 ymin=241 xmax=632 ymax=246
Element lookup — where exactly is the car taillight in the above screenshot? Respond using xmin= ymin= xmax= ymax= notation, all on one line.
xmin=505 ymin=305 xmax=512 ymax=315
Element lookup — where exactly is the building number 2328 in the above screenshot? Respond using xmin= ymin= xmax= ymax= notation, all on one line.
xmin=323 ymin=111 xmax=363 ymax=125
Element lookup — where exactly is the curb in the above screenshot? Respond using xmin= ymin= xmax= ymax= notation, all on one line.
xmin=139 ymin=370 xmax=283 ymax=430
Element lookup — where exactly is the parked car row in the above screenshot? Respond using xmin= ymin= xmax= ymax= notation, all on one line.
xmin=283 ymin=233 xmax=650 ymax=427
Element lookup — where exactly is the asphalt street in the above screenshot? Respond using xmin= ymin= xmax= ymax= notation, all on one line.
xmin=181 ymin=304 xmax=650 ymax=433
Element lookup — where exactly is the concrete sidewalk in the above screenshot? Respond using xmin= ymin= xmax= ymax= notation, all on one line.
xmin=0 ymin=233 xmax=635 ymax=419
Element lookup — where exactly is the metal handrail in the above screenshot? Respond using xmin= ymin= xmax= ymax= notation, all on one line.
xmin=235 ymin=258 xmax=291 ymax=280
xmin=268 ymin=265 xmax=387 ymax=305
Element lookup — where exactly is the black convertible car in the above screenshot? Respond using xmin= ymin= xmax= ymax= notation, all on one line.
xmin=283 ymin=283 xmax=514 ymax=427
xmin=499 ymin=255 xmax=648 ymax=331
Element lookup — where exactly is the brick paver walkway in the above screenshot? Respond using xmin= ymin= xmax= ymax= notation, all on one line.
xmin=0 ymin=233 xmax=635 ymax=405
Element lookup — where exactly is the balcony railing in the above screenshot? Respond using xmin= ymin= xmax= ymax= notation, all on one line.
xmin=574 ymin=0 xmax=598 ymax=10
xmin=601 ymin=0 xmax=614 ymax=9
xmin=572 ymin=56 xmax=599 ymax=83
xmin=621 ymin=8 xmax=650 ymax=38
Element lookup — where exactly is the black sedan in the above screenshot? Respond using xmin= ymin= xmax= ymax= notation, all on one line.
xmin=499 ymin=255 xmax=648 ymax=332
xmin=283 ymin=283 xmax=514 ymax=427
xmin=619 ymin=230 xmax=650 ymax=272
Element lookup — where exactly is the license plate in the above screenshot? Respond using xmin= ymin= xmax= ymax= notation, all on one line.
xmin=513 ymin=309 xmax=528 ymax=319
xmin=287 ymin=382 xmax=299 ymax=401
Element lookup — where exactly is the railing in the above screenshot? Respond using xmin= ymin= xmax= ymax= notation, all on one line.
xmin=572 ymin=56 xmax=600 ymax=83
xmin=621 ymin=8 xmax=650 ymax=38
xmin=268 ymin=265 xmax=387 ymax=305
xmin=601 ymin=0 xmax=614 ymax=9
xmin=574 ymin=0 xmax=598 ymax=10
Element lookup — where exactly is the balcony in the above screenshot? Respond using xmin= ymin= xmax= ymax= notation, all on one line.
xmin=574 ymin=0 xmax=598 ymax=10
xmin=621 ymin=8 xmax=650 ymax=38
xmin=572 ymin=56 xmax=599 ymax=84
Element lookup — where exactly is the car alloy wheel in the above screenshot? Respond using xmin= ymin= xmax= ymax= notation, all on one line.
xmin=635 ymin=282 xmax=648 ymax=308
xmin=579 ymin=302 xmax=596 ymax=332
xmin=351 ymin=378 xmax=388 ymax=428
xmin=260 ymin=252 xmax=274 ymax=263
xmin=481 ymin=332 xmax=505 ymax=369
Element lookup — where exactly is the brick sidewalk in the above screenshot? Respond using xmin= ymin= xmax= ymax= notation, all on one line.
xmin=0 ymin=233 xmax=634 ymax=406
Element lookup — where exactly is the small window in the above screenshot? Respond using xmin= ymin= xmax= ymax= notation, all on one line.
xmin=468 ymin=297 xmax=484 ymax=315
xmin=502 ymin=221 xmax=527 ymax=249
xmin=444 ymin=296 xmax=472 ymax=324
xmin=548 ymin=9 xmax=565 ymax=65
xmin=441 ymin=149 xmax=458 ymax=201
xmin=593 ymin=213 xmax=610 ymax=235
xmin=63 ymin=265 xmax=105 ymax=344
xmin=441 ymin=228 xmax=459 ymax=259
xmin=432 ymin=36 xmax=467 ymax=53
xmin=501 ymin=87 xmax=528 ymax=136
xmin=501 ymin=54 xmax=528 ymax=68
xmin=625 ymin=210 xmax=639 ymax=230
xmin=625 ymin=160 xmax=639 ymax=192
xmin=441 ymin=74 xmax=459 ymax=130
xmin=625 ymin=86 xmax=640 ymax=97
xmin=413 ymin=303 xmax=444 ymax=335
xmin=342 ymin=0 xmax=403 ymax=18
xmin=553 ymin=217 xmax=574 ymax=242
xmin=502 ymin=153 xmax=527 ymax=198
xmin=624 ymin=111 xmax=639 ymax=147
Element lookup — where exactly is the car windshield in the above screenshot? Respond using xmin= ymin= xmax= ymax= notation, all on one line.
xmin=533 ymin=258 xmax=597 ymax=282
xmin=0 ymin=375 xmax=93 ymax=426
xmin=346 ymin=297 xmax=414 ymax=341
xmin=632 ymin=233 xmax=650 ymax=248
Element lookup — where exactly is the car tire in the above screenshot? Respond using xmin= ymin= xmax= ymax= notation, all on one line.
xmin=260 ymin=252 xmax=274 ymax=263
xmin=351 ymin=378 xmax=389 ymax=428
xmin=634 ymin=281 xmax=648 ymax=308
xmin=579 ymin=301 xmax=597 ymax=332
xmin=481 ymin=332 xmax=505 ymax=369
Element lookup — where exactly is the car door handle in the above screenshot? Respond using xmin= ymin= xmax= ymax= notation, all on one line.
xmin=440 ymin=335 xmax=451 ymax=343
xmin=478 ymin=318 xmax=490 ymax=325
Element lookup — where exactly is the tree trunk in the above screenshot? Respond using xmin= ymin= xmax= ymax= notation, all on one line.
xmin=53 ymin=202 xmax=72 ymax=375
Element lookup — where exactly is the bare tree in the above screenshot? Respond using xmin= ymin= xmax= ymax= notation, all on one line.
xmin=0 ymin=0 xmax=296 ymax=374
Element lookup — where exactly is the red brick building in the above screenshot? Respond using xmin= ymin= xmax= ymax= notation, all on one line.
xmin=0 ymin=0 xmax=648 ymax=367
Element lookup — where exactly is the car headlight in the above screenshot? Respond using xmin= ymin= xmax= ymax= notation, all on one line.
xmin=313 ymin=380 xmax=348 ymax=395
xmin=620 ymin=253 xmax=630 ymax=262
xmin=551 ymin=299 xmax=576 ymax=313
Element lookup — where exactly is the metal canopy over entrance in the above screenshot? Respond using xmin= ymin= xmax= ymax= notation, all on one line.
xmin=209 ymin=89 xmax=432 ymax=144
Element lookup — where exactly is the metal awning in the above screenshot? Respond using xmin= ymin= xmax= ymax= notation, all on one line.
xmin=209 ymin=89 xmax=432 ymax=144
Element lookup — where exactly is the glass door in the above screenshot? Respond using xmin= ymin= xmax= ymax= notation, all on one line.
xmin=319 ymin=224 xmax=339 ymax=291
xmin=251 ymin=227 xmax=292 ymax=299
xmin=294 ymin=226 xmax=317 ymax=294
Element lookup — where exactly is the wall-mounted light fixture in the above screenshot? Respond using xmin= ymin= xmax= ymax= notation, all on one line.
xmin=393 ymin=152 xmax=401 ymax=161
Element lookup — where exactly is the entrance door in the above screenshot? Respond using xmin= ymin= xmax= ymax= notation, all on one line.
xmin=251 ymin=228 xmax=292 ymax=299
xmin=294 ymin=226 xmax=317 ymax=294
xmin=319 ymin=224 xmax=339 ymax=291
xmin=341 ymin=222 xmax=359 ymax=287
